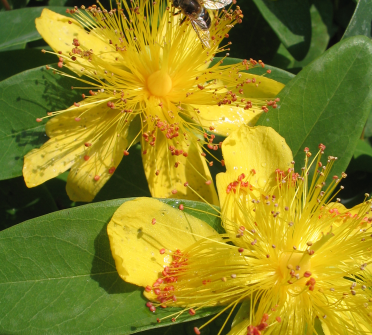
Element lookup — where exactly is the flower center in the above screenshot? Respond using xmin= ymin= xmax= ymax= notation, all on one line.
xmin=278 ymin=252 xmax=311 ymax=288
xmin=147 ymin=70 xmax=173 ymax=97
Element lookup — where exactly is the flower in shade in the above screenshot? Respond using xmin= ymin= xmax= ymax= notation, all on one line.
xmin=107 ymin=125 xmax=372 ymax=334
xmin=23 ymin=0 xmax=284 ymax=203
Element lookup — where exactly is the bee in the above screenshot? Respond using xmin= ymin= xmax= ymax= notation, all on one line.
xmin=172 ymin=0 xmax=233 ymax=48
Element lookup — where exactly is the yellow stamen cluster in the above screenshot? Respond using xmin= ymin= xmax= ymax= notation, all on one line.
xmin=145 ymin=144 xmax=372 ymax=334
xmin=33 ymin=0 xmax=277 ymax=202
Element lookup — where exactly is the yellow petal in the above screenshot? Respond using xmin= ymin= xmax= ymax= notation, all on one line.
xmin=227 ymin=319 xmax=250 ymax=335
xmin=35 ymin=9 xmax=119 ymax=71
xmin=66 ymin=114 xmax=140 ymax=202
xmin=107 ymin=197 xmax=218 ymax=288
xmin=23 ymin=102 xmax=107 ymax=187
xmin=142 ymin=99 xmax=219 ymax=205
xmin=216 ymin=125 xmax=292 ymax=234
xmin=192 ymin=104 xmax=261 ymax=137
xmin=239 ymin=72 xmax=284 ymax=98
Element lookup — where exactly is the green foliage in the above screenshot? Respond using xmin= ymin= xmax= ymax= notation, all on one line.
xmin=258 ymin=36 xmax=372 ymax=182
xmin=0 ymin=198 xmax=224 ymax=335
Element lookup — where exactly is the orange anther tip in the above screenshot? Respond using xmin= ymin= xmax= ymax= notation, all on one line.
xmin=84 ymin=155 xmax=90 ymax=161
xmin=151 ymin=218 xmax=156 ymax=225
xmin=194 ymin=327 xmax=201 ymax=335
xmin=276 ymin=316 xmax=282 ymax=323
xmin=108 ymin=167 xmax=116 ymax=174
xmin=171 ymin=189 xmax=178 ymax=194
xmin=205 ymin=180 xmax=212 ymax=185
xmin=36 ymin=118 xmax=42 ymax=122
xmin=94 ymin=175 xmax=100 ymax=181
xmin=179 ymin=204 xmax=184 ymax=210
xmin=159 ymin=248 xmax=165 ymax=254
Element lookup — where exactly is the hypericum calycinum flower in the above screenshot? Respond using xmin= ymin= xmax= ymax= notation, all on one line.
xmin=107 ymin=125 xmax=372 ymax=335
xmin=22 ymin=0 xmax=283 ymax=203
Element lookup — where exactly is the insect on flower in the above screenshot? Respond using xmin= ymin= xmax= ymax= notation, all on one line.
xmin=172 ymin=0 xmax=233 ymax=48
xmin=108 ymin=125 xmax=372 ymax=334
xmin=23 ymin=0 xmax=283 ymax=203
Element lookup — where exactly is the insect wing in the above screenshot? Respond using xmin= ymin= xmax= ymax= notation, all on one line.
xmin=191 ymin=17 xmax=211 ymax=48
xmin=202 ymin=0 xmax=232 ymax=10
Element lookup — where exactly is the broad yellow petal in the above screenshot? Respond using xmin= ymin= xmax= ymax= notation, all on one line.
xmin=35 ymin=9 xmax=119 ymax=72
xmin=216 ymin=125 xmax=292 ymax=234
xmin=23 ymin=102 xmax=110 ymax=187
xmin=239 ymin=72 xmax=284 ymax=98
xmin=193 ymin=104 xmax=261 ymax=137
xmin=107 ymin=197 xmax=218 ymax=288
xmin=66 ymin=115 xmax=140 ymax=202
xmin=142 ymin=99 xmax=218 ymax=205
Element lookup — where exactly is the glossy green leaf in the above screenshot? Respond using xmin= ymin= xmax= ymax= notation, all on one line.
xmin=0 ymin=65 xmax=81 ymax=181
xmin=354 ymin=139 xmax=372 ymax=159
xmin=0 ymin=49 xmax=56 ymax=82
xmin=343 ymin=0 xmax=372 ymax=39
xmin=257 ymin=36 xmax=372 ymax=181
xmin=0 ymin=176 xmax=57 ymax=231
xmin=0 ymin=7 xmax=68 ymax=50
xmin=211 ymin=57 xmax=295 ymax=85
xmin=251 ymin=0 xmax=311 ymax=61
xmin=0 ymin=198 xmax=223 ymax=335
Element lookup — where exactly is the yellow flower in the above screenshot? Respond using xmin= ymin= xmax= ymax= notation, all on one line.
xmin=22 ymin=0 xmax=284 ymax=203
xmin=107 ymin=125 xmax=372 ymax=334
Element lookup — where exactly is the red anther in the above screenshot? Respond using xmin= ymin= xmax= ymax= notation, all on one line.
xmin=152 ymin=218 xmax=156 ymax=225
xmin=179 ymin=204 xmax=184 ymax=210
xmin=36 ymin=118 xmax=42 ymax=122
xmin=155 ymin=170 xmax=160 ymax=176
xmin=333 ymin=175 xmax=338 ymax=179
xmin=238 ymin=173 xmax=245 ymax=181
xmin=209 ymin=126 xmax=215 ymax=131
xmin=267 ymin=69 xmax=272 ymax=74
xmin=209 ymin=161 xmax=213 ymax=167
xmin=201 ymin=152 xmax=206 ymax=157
xmin=75 ymin=117 xmax=81 ymax=121
xmin=213 ymin=145 xmax=218 ymax=151
xmin=318 ymin=143 xmax=326 ymax=151
xmin=81 ymin=94 xmax=86 ymax=99
xmin=156 ymin=318 xmax=161 ymax=323
xmin=160 ymin=248 xmax=165 ymax=254
xmin=84 ymin=155 xmax=90 ymax=161
xmin=143 ymin=150 xmax=147 ymax=155
xmin=251 ymin=239 xmax=257 ymax=246
xmin=149 ymin=306 xmax=156 ymax=312
xmin=160 ymin=304 xmax=167 ymax=308
xmin=189 ymin=308 xmax=196 ymax=316
xmin=225 ymin=33 xmax=229 ymax=38
xmin=239 ymin=226 xmax=245 ymax=231
xmin=172 ymin=295 xmax=177 ymax=302
xmin=71 ymin=56 xmax=76 ymax=61
xmin=154 ymin=288 xmax=161 ymax=295
xmin=58 ymin=62 xmax=63 ymax=68
xmin=205 ymin=180 xmax=212 ymax=185
xmin=89 ymin=90 xmax=95 ymax=95
xmin=108 ymin=167 xmax=116 ymax=174
xmin=257 ymin=322 xmax=268 ymax=331
xmin=146 ymin=301 xmax=153 ymax=307
xmin=74 ymin=102 xmax=80 ymax=107
xmin=85 ymin=142 xmax=92 ymax=147
xmin=276 ymin=316 xmax=282 ymax=323
xmin=304 ymin=271 xmax=312 ymax=278
xmin=197 ymin=84 xmax=204 ymax=90
xmin=207 ymin=143 xmax=213 ymax=150
xmin=94 ymin=175 xmax=100 ymax=181
xmin=261 ymin=314 xmax=269 ymax=323
xmin=145 ymin=285 xmax=151 ymax=292
xmin=221 ymin=160 xmax=225 ymax=166
xmin=171 ymin=189 xmax=178 ymax=194
xmin=309 ymin=285 xmax=315 ymax=291
xmin=123 ymin=150 xmax=130 ymax=156
xmin=308 ymin=250 xmax=315 ymax=255
xmin=184 ymin=182 xmax=189 ymax=187
xmin=238 ymin=247 xmax=244 ymax=252
xmin=182 ymin=152 xmax=188 ymax=157
xmin=194 ymin=327 xmax=201 ymax=335
xmin=304 ymin=147 xmax=309 ymax=152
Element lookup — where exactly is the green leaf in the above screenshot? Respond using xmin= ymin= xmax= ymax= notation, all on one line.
xmin=0 ymin=7 xmax=68 ymax=50
xmin=257 ymin=36 xmax=372 ymax=181
xmin=0 ymin=176 xmax=57 ymax=231
xmin=251 ymin=0 xmax=311 ymax=61
xmin=211 ymin=57 xmax=295 ymax=85
xmin=354 ymin=139 xmax=372 ymax=159
xmin=0 ymin=49 xmax=56 ymax=82
xmin=0 ymin=65 xmax=81 ymax=181
xmin=343 ymin=0 xmax=372 ymax=39
xmin=0 ymin=198 xmax=223 ymax=334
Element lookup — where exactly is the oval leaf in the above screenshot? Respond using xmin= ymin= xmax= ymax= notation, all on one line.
xmin=257 ymin=36 xmax=372 ymax=180
xmin=343 ymin=0 xmax=372 ymax=39
xmin=0 ymin=7 xmax=68 ymax=50
xmin=251 ymin=0 xmax=312 ymax=61
xmin=0 ymin=198 xmax=223 ymax=335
